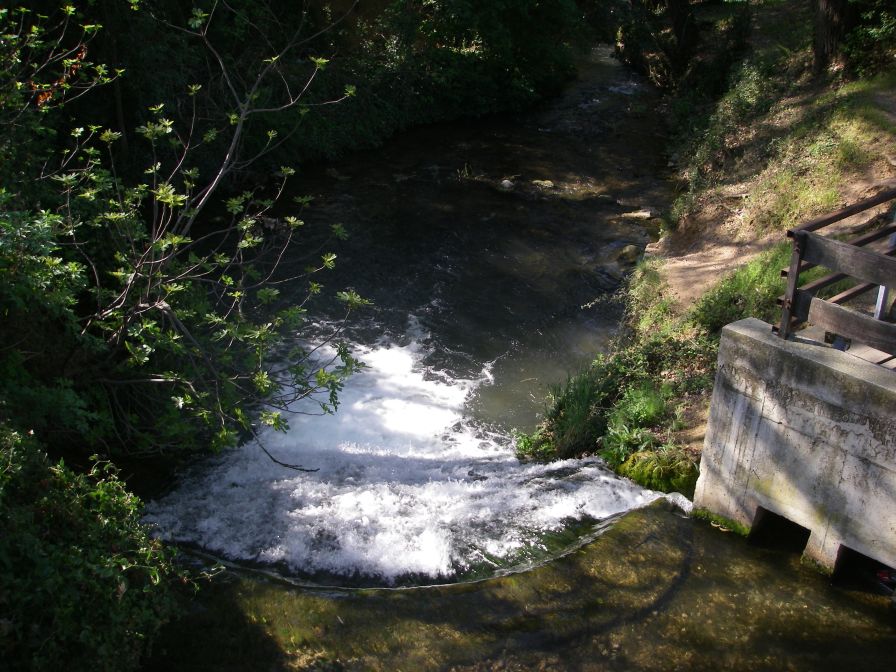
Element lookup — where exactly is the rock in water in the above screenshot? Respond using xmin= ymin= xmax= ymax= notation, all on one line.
xmin=617 ymin=244 xmax=641 ymax=264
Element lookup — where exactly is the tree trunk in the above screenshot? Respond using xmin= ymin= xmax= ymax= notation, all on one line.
xmin=813 ymin=0 xmax=853 ymax=73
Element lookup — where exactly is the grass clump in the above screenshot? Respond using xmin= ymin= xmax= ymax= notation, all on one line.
xmin=516 ymin=360 xmax=647 ymax=461
xmin=691 ymin=242 xmax=792 ymax=333
xmin=618 ymin=444 xmax=700 ymax=498
xmin=599 ymin=422 xmax=657 ymax=470
xmin=612 ymin=383 xmax=668 ymax=428
xmin=625 ymin=259 xmax=678 ymax=336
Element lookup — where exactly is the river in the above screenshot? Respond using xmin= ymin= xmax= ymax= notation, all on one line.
xmin=144 ymin=46 xmax=672 ymax=586
xmin=143 ymin=47 xmax=895 ymax=670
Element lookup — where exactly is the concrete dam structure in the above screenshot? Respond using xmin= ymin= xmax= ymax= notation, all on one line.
xmin=694 ymin=318 xmax=896 ymax=574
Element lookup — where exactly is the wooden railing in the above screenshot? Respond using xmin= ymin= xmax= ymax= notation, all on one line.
xmin=777 ymin=183 xmax=896 ymax=356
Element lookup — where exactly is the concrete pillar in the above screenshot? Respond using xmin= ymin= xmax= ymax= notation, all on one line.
xmin=694 ymin=318 xmax=896 ymax=573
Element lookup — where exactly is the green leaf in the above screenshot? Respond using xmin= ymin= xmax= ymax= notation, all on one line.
xmin=238 ymin=234 xmax=262 ymax=249
xmin=330 ymin=223 xmax=348 ymax=240
xmin=260 ymin=410 xmax=288 ymax=431
xmin=188 ymin=8 xmax=209 ymax=30
xmin=257 ymin=287 xmax=280 ymax=304
xmin=155 ymin=234 xmax=190 ymax=252
xmin=253 ymin=371 xmax=274 ymax=394
xmin=336 ymin=290 xmax=371 ymax=310
xmin=153 ymin=183 xmax=187 ymax=208
xmin=225 ymin=196 xmax=245 ymax=214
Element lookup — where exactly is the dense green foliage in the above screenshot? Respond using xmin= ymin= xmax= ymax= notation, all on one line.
xmin=0 ymin=3 xmax=368 ymax=459
xmin=614 ymin=0 xmax=700 ymax=88
xmin=0 ymin=425 xmax=183 ymax=671
xmin=74 ymin=0 xmax=588 ymax=167
xmin=844 ymin=0 xmax=896 ymax=75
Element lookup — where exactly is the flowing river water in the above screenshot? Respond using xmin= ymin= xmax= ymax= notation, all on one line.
xmin=143 ymin=48 xmax=895 ymax=669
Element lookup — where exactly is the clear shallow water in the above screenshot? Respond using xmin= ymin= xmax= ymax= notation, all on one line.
xmin=146 ymin=502 xmax=896 ymax=672
xmin=144 ymin=46 xmax=673 ymax=585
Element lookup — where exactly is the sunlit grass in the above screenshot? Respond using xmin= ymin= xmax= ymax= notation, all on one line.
xmin=747 ymin=168 xmax=841 ymax=231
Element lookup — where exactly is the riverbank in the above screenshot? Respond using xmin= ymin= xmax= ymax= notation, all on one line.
xmin=516 ymin=0 xmax=896 ymax=493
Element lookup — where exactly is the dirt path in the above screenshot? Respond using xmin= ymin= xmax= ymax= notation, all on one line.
xmin=648 ymin=228 xmax=775 ymax=311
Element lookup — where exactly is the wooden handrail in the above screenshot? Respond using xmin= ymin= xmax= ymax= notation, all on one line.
xmin=778 ymin=184 xmax=896 ymax=356
xmin=787 ymin=182 xmax=896 ymax=235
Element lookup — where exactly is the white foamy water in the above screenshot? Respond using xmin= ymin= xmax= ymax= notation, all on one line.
xmin=144 ymin=317 xmax=661 ymax=584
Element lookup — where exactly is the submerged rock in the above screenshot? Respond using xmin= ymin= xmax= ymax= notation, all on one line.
xmin=617 ymin=244 xmax=642 ymax=264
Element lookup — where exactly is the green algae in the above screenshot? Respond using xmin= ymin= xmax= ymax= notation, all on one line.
xmin=692 ymin=508 xmax=752 ymax=537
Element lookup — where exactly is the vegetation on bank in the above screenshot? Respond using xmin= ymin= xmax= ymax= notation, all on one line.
xmin=0 ymin=425 xmax=185 ymax=670
xmin=516 ymin=0 xmax=896 ymax=495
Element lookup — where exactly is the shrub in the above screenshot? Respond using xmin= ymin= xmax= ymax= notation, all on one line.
xmin=843 ymin=0 xmax=896 ymax=76
xmin=610 ymin=383 xmax=668 ymax=428
xmin=523 ymin=368 xmax=614 ymax=460
xmin=0 ymin=426 xmax=185 ymax=671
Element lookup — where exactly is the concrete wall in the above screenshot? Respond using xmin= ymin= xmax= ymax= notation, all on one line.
xmin=694 ymin=318 xmax=896 ymax=571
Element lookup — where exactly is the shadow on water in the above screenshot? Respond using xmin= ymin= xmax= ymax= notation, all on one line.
xmin=143 ymin=574 xmax=288 ymax=672
xmin=145 ymin=502 xmax=895 ymax=671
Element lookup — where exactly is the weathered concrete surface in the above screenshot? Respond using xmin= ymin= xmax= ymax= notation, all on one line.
xmin=694 ymin=318 xmax=896 ymax=571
